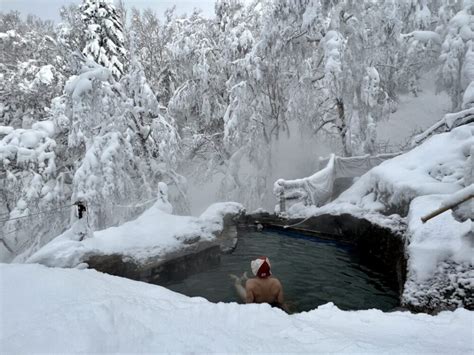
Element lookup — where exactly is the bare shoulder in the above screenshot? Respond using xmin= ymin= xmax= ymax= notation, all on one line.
xmin=271 ymin=277 xmax=282 ymax=288
xmin=245 ymin=278 xmax=257 ymax=289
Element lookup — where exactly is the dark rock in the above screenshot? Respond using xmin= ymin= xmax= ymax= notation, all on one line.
xmin=140 ymin=242 xmax=221 ymax=285
xmin=86 ymin=241 xmax=221 ymax=285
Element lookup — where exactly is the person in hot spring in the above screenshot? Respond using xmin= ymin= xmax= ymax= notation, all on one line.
xmin=230 ymin=256 xmax=288 ymax=312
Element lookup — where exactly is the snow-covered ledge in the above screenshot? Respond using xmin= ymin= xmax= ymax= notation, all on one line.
xmin=27 ymin=201 xmax=245 ymax=283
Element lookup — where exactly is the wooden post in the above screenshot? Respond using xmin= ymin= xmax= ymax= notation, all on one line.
xmin=279 ymin=191 xmax=286 ymax=214
xmin=421 ymin=194 xmax=473 ymax=223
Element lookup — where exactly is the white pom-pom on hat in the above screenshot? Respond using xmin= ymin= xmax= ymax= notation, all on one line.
xmin=251 ymin=256 xmax=271 ymax=278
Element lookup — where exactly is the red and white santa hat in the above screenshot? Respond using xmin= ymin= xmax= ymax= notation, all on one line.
xmin=251 ymin=256 xmax=272 ymax=278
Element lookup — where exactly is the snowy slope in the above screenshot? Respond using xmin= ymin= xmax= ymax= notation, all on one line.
xmin=1 ymin=264 xmax=472 ymax=354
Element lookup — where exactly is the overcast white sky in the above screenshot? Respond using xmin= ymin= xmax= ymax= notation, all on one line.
xmin=0 ymin=0 xmax=216 ymax=21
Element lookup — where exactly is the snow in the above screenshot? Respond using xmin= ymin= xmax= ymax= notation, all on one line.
xmin=27 ymin=201 xmax=244 ymax=268
xmin=462 ymin=45 xmax=474 ymax=90
xmin=64 ymin=61 xmax=111 ymax=99
xmin=450 ymin=10 xmax=473 ymax=42
xmin=401 ymin=31 xmax=441 ymax=45
xmin=406 ymin=195 xmax=472 ymax=281
xmin=35 ymin=65 xmax=54 ymax=85
xmin=0 ymin=122 xmax=57 ymax=169
xmin=415 ymin=4 xmax=431 ymax=29
xmin=410 ymin=107 xmax=474 ymax=146
xmin=31 ymin=120 xmax=55 ymax=137
xmin=463 ymin=81 xmax=474 ymax=108
xmin=1 ymin=263 xmax=472 ymax=354
xmin=199 ymin=201 xmax=245 ymax=221
xmin=0 ymin=126 xmax=14 ymax=136
xmin=301 ymin=2 xmax=319 ymax=29
xmin=337 ymin=124 xmax=473 ymax=208
xmin=441 ymin=184 xmax=474 ymax=208
xmin=403 ymin=196 xmax=473 ymax=310
xmin=322 ymin=30 xmax=344 ymax=75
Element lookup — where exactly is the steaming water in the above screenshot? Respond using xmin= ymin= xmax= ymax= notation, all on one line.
xmin=166 ymin=230 xmax=399 ymax=313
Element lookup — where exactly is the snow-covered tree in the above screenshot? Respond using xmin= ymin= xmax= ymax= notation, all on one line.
xmin=129 ymin=7 xmax=179 ymax=103
xmin=437 ymin=2 xmax=474 ymax=110
xmin=317 ymin=1 xmax=393 ymax=156
xmin=220 ymin=0 xmax=326 ymax=207
xmin=121 ymin=35 xmax=187 ymax=212
xmin=57 ymin=4 xmax=88 ymax=76
xmin=80 ymin=0 xmax=127 ymax=78
xmin=0 ymin=13 xmax=64 ymax=128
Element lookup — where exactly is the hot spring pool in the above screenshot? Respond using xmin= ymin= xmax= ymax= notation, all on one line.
xmin=165 ymin=230 xmax=400 ymax=312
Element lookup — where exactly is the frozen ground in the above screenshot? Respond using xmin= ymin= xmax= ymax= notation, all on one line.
xmin=1 ymin=263 xmax=472 ymax=354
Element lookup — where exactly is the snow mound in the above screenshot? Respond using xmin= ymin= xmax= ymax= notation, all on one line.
xmin=402 ymin=195 xmax=473 ymax=310
xmin=336 ymin=124 xmax=473 ymax=212
xmin=27 ymin=202 xmax=244 ymax=268
xmin=1 ymin=264 xmax=472 ymax=354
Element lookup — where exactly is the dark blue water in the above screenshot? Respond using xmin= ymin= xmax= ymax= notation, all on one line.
xmin=166 ymin=230 xmax=399 ymax=312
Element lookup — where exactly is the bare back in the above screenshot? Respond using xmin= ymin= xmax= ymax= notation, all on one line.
xmin=245 ymin=277 xmax=284 ymax=305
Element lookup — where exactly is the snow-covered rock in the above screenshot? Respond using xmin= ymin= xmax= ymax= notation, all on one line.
xmin=1 ymin=263 xmax=472 ymax=354
xmin=403 ymin=195 xmax=472 ymax=311
xmin=27 ymin=201 xmax=245 ymax=268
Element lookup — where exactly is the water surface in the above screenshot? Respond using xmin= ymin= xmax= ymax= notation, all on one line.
xmin=166 ymin=230 xmax=399 ymax=312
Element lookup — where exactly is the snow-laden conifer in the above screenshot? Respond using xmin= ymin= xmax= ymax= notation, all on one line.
xmin=80 ymin=0 xmax=126 ymax=78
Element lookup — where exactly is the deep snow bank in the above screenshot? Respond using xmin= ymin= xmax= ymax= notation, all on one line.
xmin=333 ymin=124 xmax=472 ymax=214
xmin=27 ymin=201 xmax=244 ymax=268
xmin=403 ymin=195 xmax=473 ymax=311
xmin=284 ymin=124 xmax=473 ymax=311
xmin=1 ymin=264 xmax=472 ymax=354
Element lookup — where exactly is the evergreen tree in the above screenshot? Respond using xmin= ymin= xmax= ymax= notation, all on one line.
xmin=80 ymin=0 xmax=127 ymax=78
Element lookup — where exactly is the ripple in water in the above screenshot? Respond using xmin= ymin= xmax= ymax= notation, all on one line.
xmin=166 ymin=230 xmax=400 ymax=312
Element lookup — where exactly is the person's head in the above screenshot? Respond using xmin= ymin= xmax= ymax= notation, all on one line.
xmin=251 ymin=256 xmax=271 ymax=278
